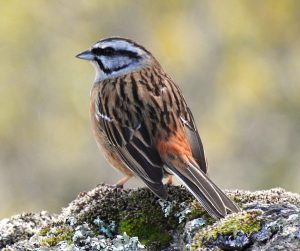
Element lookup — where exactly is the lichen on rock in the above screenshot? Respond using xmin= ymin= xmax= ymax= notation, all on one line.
xmin=192 ymin=210 xmax=262 ymax=249
xmin=0 ymin=185 xmax=299 ymax=250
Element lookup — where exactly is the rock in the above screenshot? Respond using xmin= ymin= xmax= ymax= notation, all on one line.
xmin=0 ymin=185 xmax=299 ymax=250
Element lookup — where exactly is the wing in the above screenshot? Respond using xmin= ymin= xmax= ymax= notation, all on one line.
xmin=94 ymin=86 xmax=167 ymax=199
xmin=156 ymin=77 xmax=240 ymax=218
xmin=180 ymin=107 xmax=208 ymax=174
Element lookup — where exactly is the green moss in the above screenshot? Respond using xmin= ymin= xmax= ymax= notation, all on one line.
xmin=39 ymin=226 xmax=51 ymax=236
xmin=119 ymin=217 xmax=170 ymax=246
xmin=192 ymin=210 xmax=262 ymax=248
xmin=39 ymin=226 xmax=73 ymax=247
xmin=211 ymin=211 xmax=261 ymax=238
xmin=118 ymin=190 xmax=171 ymax=248
xmin=187 ymin=201 xmax=215 ymax=226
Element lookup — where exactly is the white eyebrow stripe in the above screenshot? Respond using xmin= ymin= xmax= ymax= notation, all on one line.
xmin=95 ymin=40 xmax=145 ymax=56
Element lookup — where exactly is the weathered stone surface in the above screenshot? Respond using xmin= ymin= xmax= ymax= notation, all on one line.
xmin=0 ymin=185 xmax=299 ymax=250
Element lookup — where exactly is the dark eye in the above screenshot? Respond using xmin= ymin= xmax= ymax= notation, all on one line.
xmin=91 ymin=47 xmax=102 ymax=55
xmin=102 ymin=47 xmax=115 ymax=55
xmin=91 ymin=47 xmax=115 ymax=56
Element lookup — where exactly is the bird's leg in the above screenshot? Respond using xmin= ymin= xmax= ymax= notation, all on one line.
xmin=165 ymin=175 xmax=173 ymax=186
xmin=115 ymin=175 xmax=132 ymax=188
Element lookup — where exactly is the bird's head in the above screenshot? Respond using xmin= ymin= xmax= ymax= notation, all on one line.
xmin=76 ymin=37 xmax=154 ymax=81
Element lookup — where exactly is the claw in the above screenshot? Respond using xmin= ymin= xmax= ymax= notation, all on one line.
xmin=113 ymin=183 xmax=124 ymax=189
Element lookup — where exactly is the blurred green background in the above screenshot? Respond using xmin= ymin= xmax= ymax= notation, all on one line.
xmin=1 ymin=1 xmax=300 ymax=218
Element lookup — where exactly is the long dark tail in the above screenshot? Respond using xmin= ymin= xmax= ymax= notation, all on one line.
xmin=167 ymin=162 xmax=240 ymax=219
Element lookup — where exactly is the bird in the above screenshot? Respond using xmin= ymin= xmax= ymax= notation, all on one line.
xmin=76 ymin=37 xmax=240 ymax=219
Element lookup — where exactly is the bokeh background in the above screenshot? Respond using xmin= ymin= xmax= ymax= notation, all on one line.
xmin=1 ymin=1 xmax=300 ymax=218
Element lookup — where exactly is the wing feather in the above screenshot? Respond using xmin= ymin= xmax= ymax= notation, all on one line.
xmin=102 ymin=116 xmax=167 ymax=198
xmin=181 ymin=107 xmax=208 ymax=174
xmin=94 ymin=80 xmax=167 ymax=198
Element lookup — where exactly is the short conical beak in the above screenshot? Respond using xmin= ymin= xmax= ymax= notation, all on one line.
xmin=76 ymin=49 xmax=94 ymax=61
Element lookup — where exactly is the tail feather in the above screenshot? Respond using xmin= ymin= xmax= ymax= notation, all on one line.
xmin=210 ymin=182 xmax=241 ymax=214
xmin=167 ymin=163 xmax=240 ymax=219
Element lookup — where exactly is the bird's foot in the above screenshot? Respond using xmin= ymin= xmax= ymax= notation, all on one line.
xmin=165 ymin=175 xmax=173 ymax=186
xmin=114 ymin=175 xmax=132 ymax=189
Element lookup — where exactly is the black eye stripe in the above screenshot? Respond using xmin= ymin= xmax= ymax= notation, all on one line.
xmin=91 ymin=47 xmax=115 ymax=56
xmin=91 ymin=47 xmax=141 ymax=59
xmin=118 ymin=50 xmax=141 ymax=59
